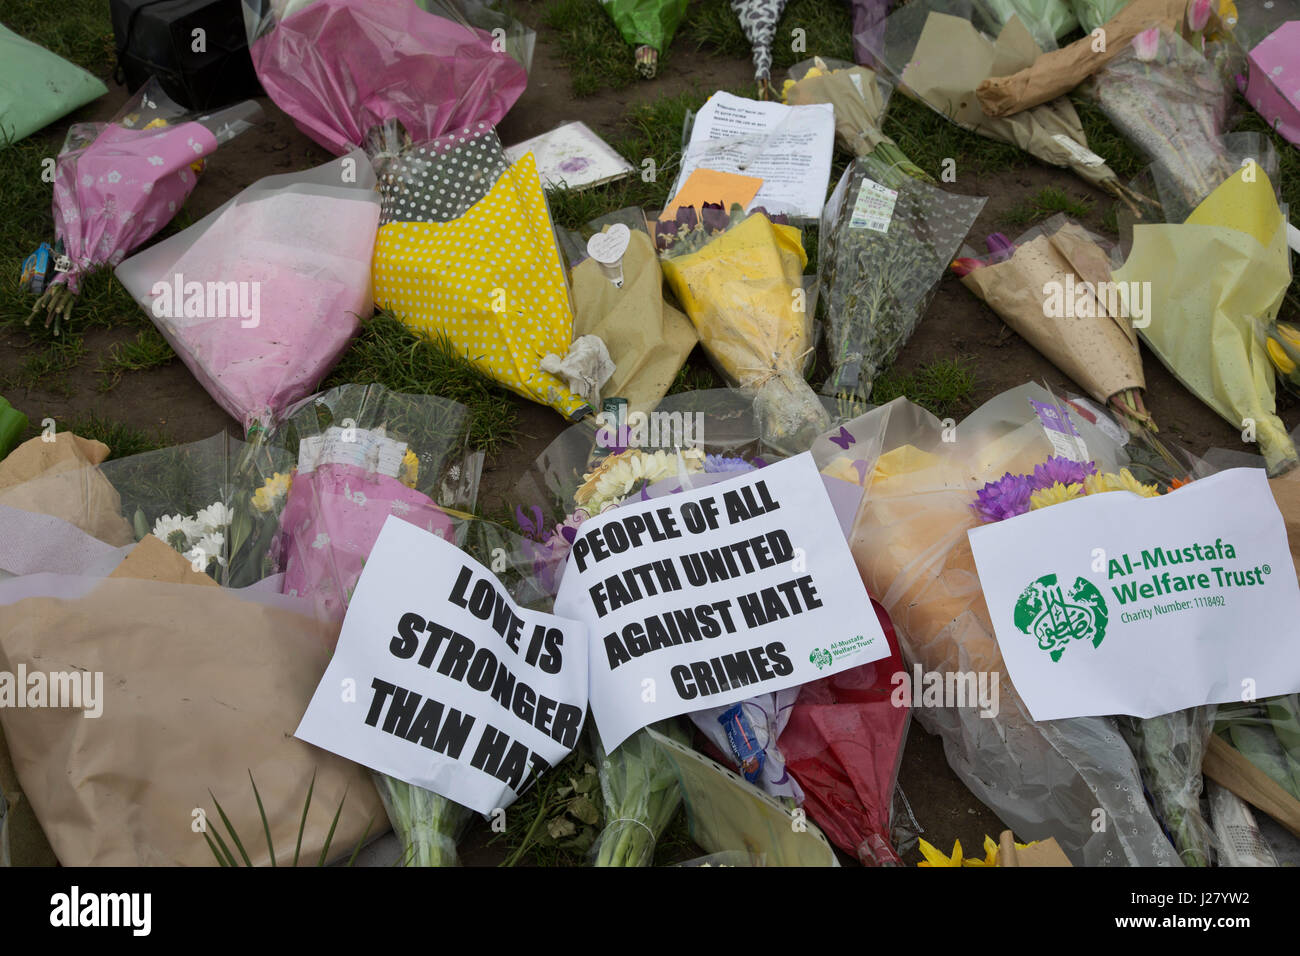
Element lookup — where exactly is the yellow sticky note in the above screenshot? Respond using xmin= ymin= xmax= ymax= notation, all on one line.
xmin=662 ymin=168 xmax=764 ymax=221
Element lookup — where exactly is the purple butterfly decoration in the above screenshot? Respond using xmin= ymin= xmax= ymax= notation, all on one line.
xmin=829 ymin=427 xmax=856 ymax=450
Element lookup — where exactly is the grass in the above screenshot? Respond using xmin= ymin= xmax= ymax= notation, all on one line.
xmin=882 ymin=94 xmax=1026 ymax=181
xmin=871 ymin=357 xmax=977 ymax=420
xmin=61 ymin=410 xmax=167 ymax=460
xmin=324 ymin=312 xmax=519 ymax=454
xmin=541 ymin=0 xmax=644 ymax=97
xmin=685 ymin=0 xmax=854 ymax=73
xmin=96 ymin=327 xmax=175 ymax=389
xmin=1003 ymin=186 xmax=1094 ymax=227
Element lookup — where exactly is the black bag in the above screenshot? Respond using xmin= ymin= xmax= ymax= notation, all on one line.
xmin=112 ymin=0 xmax=263 ymax=110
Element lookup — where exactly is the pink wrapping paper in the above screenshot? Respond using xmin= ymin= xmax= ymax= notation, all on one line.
xmin=52 ymin=122 xmax=216 ymax=293
xmin=1244 ymin=22 xmax=1300 ymax=147
xmin=250 ymin=0 xmax=527 ymax=157
xmin=278 ymin=462 xmax=455 ymax=619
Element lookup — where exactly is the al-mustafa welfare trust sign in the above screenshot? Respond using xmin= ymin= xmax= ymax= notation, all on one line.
xmin=969 ymin=467 xmax=1300 ymax=722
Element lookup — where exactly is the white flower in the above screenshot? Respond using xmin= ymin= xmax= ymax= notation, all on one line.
xmin=178 ymin=170 xmax=189 ymax=184
xmin=147 ymin=155 xmax=164 ymax=166
xmin=81 ymin=174 xmax=94 ymax=187
xmin=141 ymin=182 xmax=152 ymax=194
xmin=390 ymin=499 xmax=411 ymax=515
xmin=106 ymin=170 xmax=122 ymax=184
xmin=189 ymin=138 xmax=203 ymax=155
xmin=152 ymin=513 xmax=192 ymax=546
xmin=194 ymin=501 xmax=231 ymax=533
xmin=186 ymin=531 xmax=226 ymax=569
xmin=312 ymin=533 xmax=331 ymax=550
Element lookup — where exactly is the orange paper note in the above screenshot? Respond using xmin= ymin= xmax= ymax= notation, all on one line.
xmin=662 ymin=168 xmax=763 ymax=221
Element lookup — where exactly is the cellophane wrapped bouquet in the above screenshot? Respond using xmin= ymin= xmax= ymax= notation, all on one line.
xmin=810 ymin=382 xmax=1216 ymax=865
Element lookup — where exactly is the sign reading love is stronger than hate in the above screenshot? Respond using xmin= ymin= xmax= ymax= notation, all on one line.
xmin=295 ymin=516 xmax=588 ymax=815
xmin=968 ymin=467 xmax=1300 ymax=721
xmin=555 ymin=453 xmax=889 ymax=751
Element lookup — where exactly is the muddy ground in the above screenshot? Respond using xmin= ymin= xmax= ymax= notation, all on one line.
xmin=3 ymin=0 xmax=1296 ymax=866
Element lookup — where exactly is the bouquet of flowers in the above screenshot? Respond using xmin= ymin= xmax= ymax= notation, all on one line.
xmin=246 ymin=0 xmax=530 ymax=169
xmin=28 ymin=80 xmax=260 ymax=335
xmin=782 ymin=58 xmax=930 ymax=180
xmin=657 ymin=204 xmax=830 ymax=454
xmin=115 ymin=151 xmax=381 ymax=441
xmin=597 ymin=0 xmax=688 ymax=77
xmin=819 ymin=156 xmax=986 ymax=411
xmin=811 ymin=382 xmax=1197 ymax=865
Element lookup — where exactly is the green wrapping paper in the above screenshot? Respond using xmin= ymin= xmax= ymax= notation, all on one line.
xmin=0 ymin=399 xmax=27 ymax=460
xmin=600 ymin=0 xmax=689 ymax=76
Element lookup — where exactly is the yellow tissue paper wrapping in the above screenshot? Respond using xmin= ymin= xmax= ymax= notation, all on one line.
xmin=373 ymin=153 xmax=589 ymax=419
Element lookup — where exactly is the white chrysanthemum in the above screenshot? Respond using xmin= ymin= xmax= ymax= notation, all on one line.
xmin=186 ymin=531 xmax=226 ymax=569
xmin=152 ymin=513 xmax=195 ymax=549
xmin=194 ymin=501 xmax=231 ymax=533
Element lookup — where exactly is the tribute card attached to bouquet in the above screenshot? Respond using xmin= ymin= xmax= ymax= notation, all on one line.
xmin=969 ymin=468 xmax=1300 ymax=722
xmin=556 ymin=453 xmax=890 ymax=750
xmin=295 ymin=516 xmax=589 ymax=814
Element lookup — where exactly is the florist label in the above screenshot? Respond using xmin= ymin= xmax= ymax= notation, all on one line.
xmin=555 ymin=453 xmax=888 ymax=751
xmin=968 ymin=468 xmax=1300 ymax=721
xmin=295 ymin=516 xmax=588 ymax=814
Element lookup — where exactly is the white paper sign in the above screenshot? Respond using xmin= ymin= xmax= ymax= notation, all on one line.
xmin=555 ymin=453 xmax=889 ymax=751
xmin=968 ymin=468 xmax=1300 ymax=721
xmin=674 ymin=92 xmax=835 ymax=221
xmin=295 ymin=516 xmax=589 ymax=814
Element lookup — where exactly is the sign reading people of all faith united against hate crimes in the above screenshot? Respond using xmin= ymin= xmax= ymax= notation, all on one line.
xmin=968 ymin=467 xmax=1300 ymax=722
xmin=555 ymin=452 xmax=890 ymax=751
xmin=295 ymin=516 xmax=588 ymax=814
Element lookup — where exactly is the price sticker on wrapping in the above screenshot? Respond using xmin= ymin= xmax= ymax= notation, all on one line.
xmin=295 ymin=516 xmax=589 ymax=814
xmin=556 ymin=453 xmax=889 ymax=751
xmin=849 ymin=178 xmax=897 ymax=233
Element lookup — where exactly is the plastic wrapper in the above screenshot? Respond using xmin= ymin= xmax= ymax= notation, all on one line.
xmin=780 ymin=598 xmax=911 ymax=866
xmin=1214 ymin=696 xmax=1300 ymax=805
xmin=1069 ymin=0 xmax=1135 ymax=33
xmin=32 ymin=79 xmax=260 ymax=334
xmin=373 ymin=125 xmax=589 ymax=419
xmin=1207 ymin=780 xmax=1280 ymax=866
xmin=591 ymin=719 xmax=691 ymax=866
xmin=1117 ymin=708 xmax=1216 ymax=865
xmin=1089 ymin=25 xmax=1241 ymax=216
xmin=116 ymin=150 xmax=380 ymax=436
xmin=810 ymin=382 xmax=1189 ymax=865
xmin=245 ymin=0 xmax=529 ymax=166
xmin=689 ymin=690 xmax=804 ymax=803
xmin=0 ymin=545 xmax=384 ymax=866
xmin=599 ymin=0 xmax=688 ymax=77
xmin=783 ymin=57 xmax=930 ymax=180
xmin=819 ymin=156 xmax=986 ymax=409
xmin=1112 ymin=164 xmax=1297 ymax=475
xmin=975 ymin=0 xmax=1076 ymax=49
xmin=956 ymin=215 xmax=1155 ymax=435
xmin=976 ymin=0 xmax=1190 ymax=116
xmin=649 ymin=726 xmax=841 ymax=865
xmin=729 ymin=0 xmax=791 ymax=96
xmin=266 ymin=383 xmax=482 ymax=620
xmin=847 ymin=0 xmax=896 ymax=70
xmin=863 ymin=0 xmax=1137 ymax=202
xmin=656 ymin=205 xmax=829 ymax=454
xmin=0 ymin=24 xmax=106 ymax=146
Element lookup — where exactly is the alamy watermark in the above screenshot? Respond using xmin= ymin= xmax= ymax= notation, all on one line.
xmin=0 ymin=665 xmax=103 ymax=718
xmin=595 ymin=407 xmax=705 ymax=450
xmin=151 ymin=272 xmax=261 ymax=328
xmin=1043 ymin=276 xmax=1150 ymax=329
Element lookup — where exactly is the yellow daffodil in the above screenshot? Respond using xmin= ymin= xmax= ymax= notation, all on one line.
xmin=917 ymin=838 xmax=963 ymax=866
xmin=1267 ymin=337 xmax=1297 ymax=375
xmin=398 ymin=448 xmax=420 ymax=488
xmin=1083 ymin=469 xmax=1159 ymax=498
xmin=964 ymin=835 xmax=1001 ymax=866
xmin=1029 ymin=481 xmax=1082 ymax=510
xmin=251 ymin=471 xmax=293 ymax=512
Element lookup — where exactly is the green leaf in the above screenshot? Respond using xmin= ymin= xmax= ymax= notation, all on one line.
xmin=317 ymin=786 xmax=348 ymax=867
xmin=248 ymin=770 xmax=276 ymax=866
xmin=293 ymin=770 xmax=317 ymax=868
xmin=208 ymin=790 xmax=253 ymax=867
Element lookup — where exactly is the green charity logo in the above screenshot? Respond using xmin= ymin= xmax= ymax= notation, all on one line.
xmin=809 ymin=648 xmax=833 ymax=670
xmin=1013 ymin=573 xmax=1109 ymax=663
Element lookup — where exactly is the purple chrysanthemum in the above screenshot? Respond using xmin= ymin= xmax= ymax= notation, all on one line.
xmin=704 ymin=454 xmax=756 ymax=474
xmin=1030 ymin=456 xmax=1097 ymax=490
xmin=972 ymin=472 xmax=1034 ymax=523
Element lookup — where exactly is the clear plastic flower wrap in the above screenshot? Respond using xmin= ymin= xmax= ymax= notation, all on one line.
xmin=810 ymin=382 xmax=1199 ymax=864
xmin=590 ymin=719 xmax=691 ymax=866
xmin=819 ymin=155 xmax=986 ymax=410
xmin=1118 ymin=708 xmax=1216 ymax=865
xmin=115 ymin=150 xmax=381 ymax=438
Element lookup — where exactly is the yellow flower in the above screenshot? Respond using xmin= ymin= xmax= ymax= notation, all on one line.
xmin=252 ymin=471 xmax=292 ymax=512
xmin=1084 ymin=469 xmax=1159 ymax=498
xmin=1267 ymin=337 xmax=1297 ymax=375
xmin=917 ymin=838 xmax=963 ymax=866
xmin=1029 ymin=481 xmax=1082 ymax=510
xmin=962 ymin=834 xmax=1035 ymax=866
xmin=398 ymin=449 xmax=420 ymax=488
